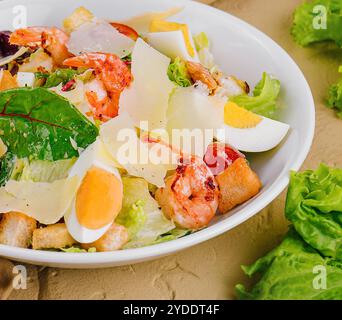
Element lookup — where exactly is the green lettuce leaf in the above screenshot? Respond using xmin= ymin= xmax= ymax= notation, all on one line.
xmin=285 ymin=164 xmax=342 ymax=260
xmin=116 ymin=200 xmax=147 ymax=239
xmin=236 ymin=230 xmax=342 ymax=300
xmin=194 ymin=32 xmax=209 ymax=51
xmin=0 ymin=154 xmax=75 ymax=185
xmin=152 ymin=228 xmax=192 ymax=245
xmin=0 ymin=87 xmax=98 ymax=161
xmin=18 ymin=158 xmax=76 ymax=182
xmin=35 ymin=68 xmax=79 ymax=88
xmin=0 ymin=152 xmax=16 ymax=186
xmin=230 ymin=72 xmax=281 ymax=118
xmin=327 ymin=66 xmax=342 ymax=118
xmin=291 ymin=0 xmax=342 ymax=47
xmin=117 ymin=177 xmax=175 ymax=248
xmin=60 ymin=246 xmax=96 ymax=253
xmin=167 ymin=57 xmax=192 ymax=87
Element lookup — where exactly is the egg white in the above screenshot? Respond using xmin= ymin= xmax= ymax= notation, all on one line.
xmin=216 ymin=117 xmax=290 ymax=153
xmin=64 ymin=139 xmax=123 ymax=243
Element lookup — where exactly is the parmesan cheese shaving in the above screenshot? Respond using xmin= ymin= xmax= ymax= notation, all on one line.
xmin=100 ymin=112 xmax=174 ymax=187
xmin=119 ymin=38 xmax=174 ymax=131
xmin=121 ymin=7 xmax=183 ymax=34
xmin=0 ymin=177 xmax=79 ymax=225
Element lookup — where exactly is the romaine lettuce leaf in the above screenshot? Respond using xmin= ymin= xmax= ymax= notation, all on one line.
xmin=194 ymin=32 xmax=209 ymax=51
xmin=327 ymin=66 xmax=342 ymax=118
xmin=236 ymin=230 xmax=342 ymax=300
xmin=116 ymin=200 xmax=147 ymax=239
xmin=0 ymin=87 xmax=98 ymax=161
xmin=291 ymin=0 xmax=342 ymax=47
xmin=35 ymin=68 xmax=80 ymax=88
xmin=0 ymin=152 xmax=15 ymax=186
xmin=60 ymin=246 xmax=96 ymax=253
xmin=0 ymin=155 xmax=75 ymax=185
xmin=230 ymin=72 xmax=280 ymax=118
xmin=19 ymin=158 xmax=76 ymax=182
xmin=117 ymin=177 xmax=175 ymax=248
xmin=152 ymin=228 xmax=192 ymax=245
xmin=167 ymin=57 xmax=192 ymax=87
xmin=285 ymin=164 xmax=342 ymax=260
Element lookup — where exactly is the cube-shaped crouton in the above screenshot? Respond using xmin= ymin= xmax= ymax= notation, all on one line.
xmin=0 ymin=212 xmax=37 ymax=248
xmin=216 ymin=158 xmax=262 ymax=213
xmin=82 ymin=224 xmax=129 ymax=252
xmin=32 ymin=223 xmax=77 ymax=250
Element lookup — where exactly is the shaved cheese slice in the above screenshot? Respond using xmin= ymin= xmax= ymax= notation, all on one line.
xmin=0 ymin=177 xmax=79 ymax=225
xmin=0 ymin=47 xmax=28 ymax=67
xmin=147 ymin=31 xmax=199 ymax=62
xmin=119 ymin=38 xmax=174 ymax=131
xmin=67 ymin=21 xmax=135 ymax=58
xmin=100 ymin=112 xmax=175 ymax=187
xmin=167 ymin=86 xmax=225 ymax=157
xmin=121 ymin=7 xmax=183 ymax=34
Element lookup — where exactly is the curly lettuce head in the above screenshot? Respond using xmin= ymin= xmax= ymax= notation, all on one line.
xmin=291 ymin=0 xmax=342 ymax=47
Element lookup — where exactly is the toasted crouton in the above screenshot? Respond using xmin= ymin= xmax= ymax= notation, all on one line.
xmin=216 ymin=158 xmax=262 ymax=213
xmin=81 ymin=224 xmax=129 ymax=252
xmin=32 ymin=223 xmax=77 ymax=250
xmin=0 ymin=212 xmax=37 ymax=248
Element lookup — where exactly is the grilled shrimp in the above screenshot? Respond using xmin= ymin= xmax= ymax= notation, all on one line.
xmin=64 ymin=52 xmax=132 ymax=120
xmin=186 ymin=61 xmax=218 ymax=92
xmin=9 ymin=27 xmax=71 ymax=66
xmin=155 ymin=156 xmax=219 ymax=229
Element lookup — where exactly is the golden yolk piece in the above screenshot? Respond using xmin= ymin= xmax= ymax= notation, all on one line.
xmin=76 ymin=166 xmax=122 ymax=230
xmin=149 ymin=20 xmax=195 ymax=57
xmin=224 ymin=101 xmax=262 ymax=129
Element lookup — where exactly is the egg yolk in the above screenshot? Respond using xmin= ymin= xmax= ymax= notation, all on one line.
xmin=76 ymin=166 xmax=122 ymax=230
xmin=224 ymin=101 xmax=262 ymax=128
xmin=149 ymin=20 xmax=195 ymax=57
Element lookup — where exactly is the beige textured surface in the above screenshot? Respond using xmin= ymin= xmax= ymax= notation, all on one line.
xmin=3 ymin=0 xmax=342 ymax=300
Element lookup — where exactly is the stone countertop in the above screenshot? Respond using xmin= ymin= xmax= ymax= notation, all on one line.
xmin=4 ymin=0 xmax=342 ymax=300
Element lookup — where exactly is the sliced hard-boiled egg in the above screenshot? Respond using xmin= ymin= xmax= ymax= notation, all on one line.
xmin=148 ymin=20 xmax=198 ymax=61
xmin=216 ymin=102 xmax=290 ymax=153
xmin=64 ymin=139 xmax=123 ymax=243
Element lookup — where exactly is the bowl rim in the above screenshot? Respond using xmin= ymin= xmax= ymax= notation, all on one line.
xmin=0 ymin=0 xmax=315 ymax=267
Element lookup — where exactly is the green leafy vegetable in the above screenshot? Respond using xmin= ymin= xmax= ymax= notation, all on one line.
xmin=0 ymin=87 xmax=98 ymax=161
xmin=60 ymin=246 xmax=96 ymax=253
xmin=230 ymin=72 xmax=281 ymax=118
xmin=116 ymin=200 xmax=147 ymax=238
xmin=291 ymin=0 xmax=342 ymax=47
xmin=35 ymin=68 xmax=79 ymax=88
xmin=285 ymin=164 xmax=342 ymax=260
xmin=0 ymin=152 xmax=15 ymax=186
xmin=327 ymin=66 xmax=342 ymax=118
xmin=194 ymin=32 xmax=209 ymax=51
xmin=167 ymin=57 xmax=192 ymax=87
xmin=18 ymin=158 xmax=76 ymax=182
xmin=117 ymin=177 xmax=175 ymax=248
xmin=152 ymin=228 xmax=192 ymax=245
xmin=236 ymin=230 xmax=342 ymax=300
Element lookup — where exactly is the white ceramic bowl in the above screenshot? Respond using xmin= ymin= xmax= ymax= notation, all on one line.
xmin=0 ymin=0 xmax=315 ymax=268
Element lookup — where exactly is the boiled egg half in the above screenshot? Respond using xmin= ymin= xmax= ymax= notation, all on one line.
xmin=216 ymin=101 xmax=290 ymax=152
xmin=64 ymin=139 xmax=123 ymax=243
